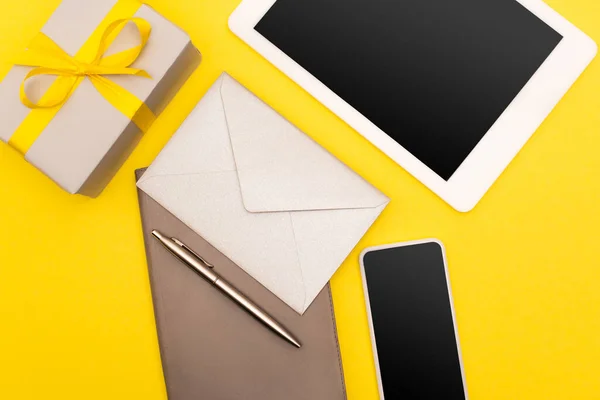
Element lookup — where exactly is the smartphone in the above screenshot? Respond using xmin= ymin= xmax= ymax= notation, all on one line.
xmin=360 ymin=240 xmax=468 ymax=400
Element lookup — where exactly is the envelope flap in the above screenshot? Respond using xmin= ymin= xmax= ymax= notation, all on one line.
xmin=219 ymin=75 xmax=388 ymax=213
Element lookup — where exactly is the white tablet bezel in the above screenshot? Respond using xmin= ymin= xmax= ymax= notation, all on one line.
xmin=359 ymin=240 xmax=468 ymax=400
xmin=229 ymin=0 xmax=597 ymax=211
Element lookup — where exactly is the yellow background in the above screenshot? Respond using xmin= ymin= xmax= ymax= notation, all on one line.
xmin=1 ymin=0 xmax=599 ymax=399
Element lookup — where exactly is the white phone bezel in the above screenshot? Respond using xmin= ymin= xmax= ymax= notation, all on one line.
xmin=229 ymin=0 xmax=597 ymax=211
xmin=359 ymin=240 xmax=468 ymax=400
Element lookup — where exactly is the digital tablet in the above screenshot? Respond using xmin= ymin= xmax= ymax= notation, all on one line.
xmin=229 ymin=0 xmax=597 ymax=211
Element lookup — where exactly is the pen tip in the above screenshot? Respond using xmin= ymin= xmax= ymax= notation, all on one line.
xmin=151 ymin=230 xmax=163 ymax=240
xmin=289 ymin=337 xmax=302 ymax=349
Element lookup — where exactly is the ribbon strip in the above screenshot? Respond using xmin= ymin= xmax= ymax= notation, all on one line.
xmin=8 ymin=17 xmax=156 ymax=155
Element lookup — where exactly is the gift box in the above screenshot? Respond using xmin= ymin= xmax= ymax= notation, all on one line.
xmin=0 ymin=0 xmax=201 ymax=196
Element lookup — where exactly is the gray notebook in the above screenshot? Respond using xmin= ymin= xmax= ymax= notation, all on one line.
xmin=136 ymin=169 xmax=347 ymax=400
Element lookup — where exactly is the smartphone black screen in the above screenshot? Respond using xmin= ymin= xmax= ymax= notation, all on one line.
xmin=255 ymin=0 xmax=562 ymax=180
xmin=362 ymin=242 xmax=466 ymax=399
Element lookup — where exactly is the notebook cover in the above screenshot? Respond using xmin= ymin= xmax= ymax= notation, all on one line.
xmin=135 ymin=169 xmax=347 ymax=400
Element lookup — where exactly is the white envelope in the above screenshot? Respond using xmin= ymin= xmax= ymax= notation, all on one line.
xmin=138 ymin=74 xmax=389 ymax=314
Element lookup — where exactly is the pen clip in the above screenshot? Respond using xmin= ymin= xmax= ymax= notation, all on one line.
xmin=172 ymin=238 xmax=214 ymax=268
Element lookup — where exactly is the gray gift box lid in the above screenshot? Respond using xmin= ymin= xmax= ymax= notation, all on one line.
xmin=0 ymin=0 xmax=201 ymax=197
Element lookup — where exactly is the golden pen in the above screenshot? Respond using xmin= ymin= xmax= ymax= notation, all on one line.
xmin=151 ymin=230 xmax=302 ymax=348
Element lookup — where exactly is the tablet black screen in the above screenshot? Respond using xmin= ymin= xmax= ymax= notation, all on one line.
xmin=255 ymin=0 xmax=562 ymax=180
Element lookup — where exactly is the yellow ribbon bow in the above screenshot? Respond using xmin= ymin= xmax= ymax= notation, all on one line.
xmin=9 ymin=17 xmax=156 ymax=154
